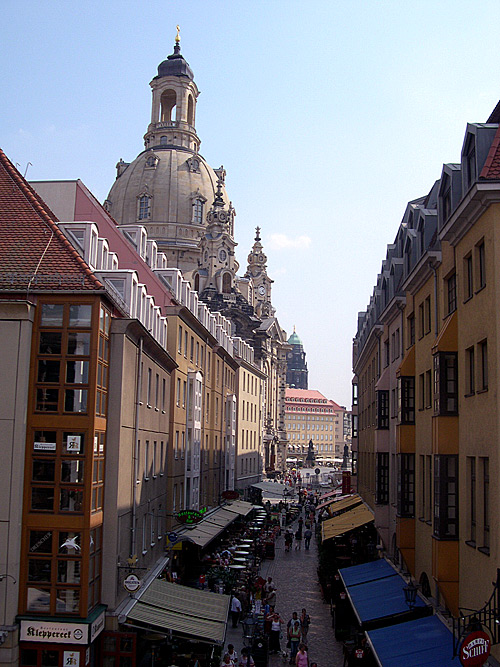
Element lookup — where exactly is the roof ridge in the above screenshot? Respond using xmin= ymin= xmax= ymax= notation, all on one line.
xmin=0 ymin=150 xmax=103 ymax=290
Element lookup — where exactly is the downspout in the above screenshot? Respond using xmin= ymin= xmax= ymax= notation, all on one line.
xmin=131 ymin=337 xmax=143 ymax=559
xmin=430 ymin=262 xmax=439 ymax=336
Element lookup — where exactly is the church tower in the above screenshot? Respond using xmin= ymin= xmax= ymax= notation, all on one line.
xmin=105 ymin=29 xmax=232 ymax=280
xmin=246 ymin=227 xmax=274 ymax=318
xmin=286 ymin=328 xmax=308 ymax=389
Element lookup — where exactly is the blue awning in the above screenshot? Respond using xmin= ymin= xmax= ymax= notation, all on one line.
xmin=339 ymin=560 xmax=428 ymax=626
xmin=366 ymin=615 xmax=459 ymax=666
xmin=339 ymin=559 xmax=397 ymax=587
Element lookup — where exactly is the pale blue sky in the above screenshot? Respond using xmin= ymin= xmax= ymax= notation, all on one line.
xmin=3 ymin=1 xmax=500 ymax=407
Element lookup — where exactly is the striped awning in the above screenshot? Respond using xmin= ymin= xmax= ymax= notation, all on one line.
xmin=128 ymin=579 xmax=230 ymax=645
xmin=321 ymin=504 xmax=374 ymax=541
xmin=223 ymin=500 xmax=254 ymax=516
xmin=174 ymin=507 xmax=237 ymax=548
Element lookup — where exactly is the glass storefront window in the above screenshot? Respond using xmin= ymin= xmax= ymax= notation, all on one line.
xmin=29 ymin=530 xmax=53 ymax=554
xmin=28 ymin=559 xmax=52 ymax=582
xmin=66 ymin=360 xmax=89 ymax=384
xmin=39 ymin=331 xmax=62 ymax=354
xmin=60 ymin=488 xmax=83 ymax=512
xmin=61 ymin=460 xmax=84 ymax=484
xmin=27 ymin=587 xmax=51 ymax=612
xmin=41 ymin=304 xmax=64 ymax=327
xmin=69 ymin=304 xmax=92 ymax=327
xmin=57 ymin=559 xmax=81 ymax=584
xmin=67 ymin=331 xmax=91 ymax=355
xmin=64 ymin=389 xmax=87 ymax=413
xmin=32 ymin=460 xmax=55 ymax=482
xmin=36 ymin=388 xmax=59 ymax=411
xmin=56 ymin=588 xmax=80 ymax=613
xmin=31 ymin=487 xmax=54 ymax=511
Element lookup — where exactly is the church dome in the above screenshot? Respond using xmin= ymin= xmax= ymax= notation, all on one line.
xmin=156 ymin=44 xmax=194 ymax=81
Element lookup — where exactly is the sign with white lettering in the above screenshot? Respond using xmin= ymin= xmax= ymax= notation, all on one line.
xmin=89 ymin=610 xmax=106 ymax=643
xmin=460 ymin=630 xmax=491 ymax=666
xmin=123 ymin=574 xmax=141 ymax=593
xmin=20 ymin=620 xmax=89 ymax=644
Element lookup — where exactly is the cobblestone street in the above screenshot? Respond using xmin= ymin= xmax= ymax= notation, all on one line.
xmin=224 ymin=518 xmax=345 ymax=667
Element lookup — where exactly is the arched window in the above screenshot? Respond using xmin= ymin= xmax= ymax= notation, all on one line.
xmin=145 ymin=156 xmax=157 ymax=168
xmin=222 ymin=273 xmax=231 ymax=294
xmin=193 ymin=199 xmax=204 ymax=224
xmin=138 ymin=195 xmax=151 ymax=221
xmin=194 ymin=274 xmax=200 ymax=292
xmin=160 ymin=89 xmax=176 ymax=122
xmin=160 ymin=136 xmax=168 ymax=147
xmin=187 ymin=95 xmax=194 ymax=126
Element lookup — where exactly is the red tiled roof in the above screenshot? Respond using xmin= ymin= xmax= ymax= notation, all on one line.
xmin=480 ymin=125 xmax=500 ymax=179
xmin=285 ymin=388 xmax=343 ymax=411
xmin=0 ymin=150 xmax=102 ymax=292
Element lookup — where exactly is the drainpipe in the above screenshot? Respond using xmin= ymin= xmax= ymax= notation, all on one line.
xmin=430 ymin=262 xmax=439 ymax=336
xmin=131 ymin=337 xmax=143 ymax=558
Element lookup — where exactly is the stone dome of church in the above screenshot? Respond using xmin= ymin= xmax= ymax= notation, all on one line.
xmin=288 ymin=331 xmax=303 ymax=346
xmin=156 ymin=44 xmax=194 ymax=81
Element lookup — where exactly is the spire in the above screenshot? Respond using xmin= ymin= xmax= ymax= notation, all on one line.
xmin=213 ymin=175 xmax=225 ymax=209
xmin=173 ymin=24 xmax=181 ymax=55
xmin=255 ymin=226 xmax=261 ymax=242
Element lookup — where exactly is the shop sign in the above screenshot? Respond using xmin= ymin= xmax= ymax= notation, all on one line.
xmin=66 ymin=435 xmax=81 ymax=452
xmin=63 ymin=651 xmax=80 ymax=666
xmin=123 ymin=574 xmax=142 ymax=593
xmin=89 ymin=610 xmax=106 ymax=643
xmin=20 ymin=619 xmax=89 ymax=644
xmin=34 ymin=441 xmax=56 ymax=451
xmin=175 ymin=508 xmax=207 ymax=525
xmin=460 ymin=630 xmax=491 ymax=666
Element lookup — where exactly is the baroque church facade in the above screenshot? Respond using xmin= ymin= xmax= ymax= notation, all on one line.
xmin=105 ymin=34 xmax=289 ymax=473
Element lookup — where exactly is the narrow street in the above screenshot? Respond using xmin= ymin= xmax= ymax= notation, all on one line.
xmin=224 ymin=515 xmax=345 ymax=667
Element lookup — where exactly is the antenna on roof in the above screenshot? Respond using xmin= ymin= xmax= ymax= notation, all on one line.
xmin=24 ymin=162 xmax=32 ymax=178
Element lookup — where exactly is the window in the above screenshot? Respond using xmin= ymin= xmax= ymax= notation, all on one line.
xmin=466 ymin=140 xmax=477 ymax=187
xmin=193 ymin=199 xmax=204 ymax=224
xmin=477 ymin=241 xmax=486 ymax=289
xmin=433 ymin=352 xmax=458 ymax=415
xmin=138 ymin=195 xmax=151 ymax=221
xmin=465 ymin=253 xmax=473 ymax=300
xmin=466 ymin=346 xmax=475 ymax=395
xmin=433 ymin=455 xmax=458 ymax=539
xmin=425 ymin=370 xmax=432 ymax=409
xmin=419 ymin=373 xmax=425 ymax=411
xmin=352 ymin=383 xmax=358 ymax=407
xmin=407 ymin=314 xmax=415 ymax=348
xmin=398 ymin=453 xmax=415 ymax=517
xmin=447 ymin=272 xmax=457 ymax=314
xmin=376 ymin=452 xmax=389 ymax=504
xmin=479 ymin=340 xmax=488 ymax=391
xmin=376 ymin=390 xmax=389 ymax=429
xmin=481 ymin=457 xmax=490 ymax=553
xmin=147 ymin=368 xmax=152 ymax=407
xmin=178 ymin=326 xmax=182 ymax=353
xmin=424 ymin=296 xmax=431 ymax=334
xmin=398 ymin=376 xmax=415 ymax=424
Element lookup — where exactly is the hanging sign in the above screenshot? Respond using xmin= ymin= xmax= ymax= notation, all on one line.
xmin=123 ymin=574 xmax=141 ymax=593
xmin=460 ymin=630 xmax=491 ymax=666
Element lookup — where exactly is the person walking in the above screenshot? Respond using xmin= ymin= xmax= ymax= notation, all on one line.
xmin=287 ymin=612 xmax=302 ymax=664
xmin=295 ymin=527 xmax=302 ymax=550
xmin=269 ymin=611 xmax=284 ymax=654
xmin=230 ymin=592 xmax=242 ymax=628
xmin=295 ymin=643 xmax=309 ymax=667
xmin=304 ymin=527 xmax=313 ymax=550
xmin=238 ymin=647 xmax=255 ymax=667
xmin=226 ymin=644 xmax=238 ymax=664
xmin=300 ymin=608 xmax=311 ymax=642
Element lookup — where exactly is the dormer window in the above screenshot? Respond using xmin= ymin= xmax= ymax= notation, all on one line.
xmin=465 ymin=135 xmax=477 ymax=188
xmin=145 ymin=155 xmax=157 ymax=168
xmin=138 ymin=194 xmax=152 ymax=221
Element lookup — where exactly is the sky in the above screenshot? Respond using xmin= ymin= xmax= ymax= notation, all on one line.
xmin=3 ymin=0 xmax=500 ymax=408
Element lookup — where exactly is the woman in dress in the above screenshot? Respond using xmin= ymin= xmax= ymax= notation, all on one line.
xmin=295 ymin=643 xmax=309 ymax=667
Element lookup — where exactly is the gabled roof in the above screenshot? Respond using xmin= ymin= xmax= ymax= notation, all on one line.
xmin=0 ymin=149 xmax=102 ymax=292
xmin=480 ymin=124 xmax=500 ymax=179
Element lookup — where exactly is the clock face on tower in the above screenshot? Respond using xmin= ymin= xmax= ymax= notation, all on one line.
xmin=258 ymin=285 xmax=266 ymax=296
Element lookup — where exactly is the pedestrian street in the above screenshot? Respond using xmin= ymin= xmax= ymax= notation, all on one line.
xmin=224 ymin=517 xmax=346 ymax=667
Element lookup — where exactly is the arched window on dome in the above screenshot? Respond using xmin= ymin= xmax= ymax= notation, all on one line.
xmin=138 ymin=194 xmax=152 ymax=221
xmin=187 ymin=94 xmax=194 ymax=126
xmin=222 ymin=272 xmax=231 ymax=294
xmin=160 ymin=136 xmax=168 ymax=147
xmin=160 ymin=89 xmax=176 ymax=122
xmin=193 ymin=199 xmax=204 ymax=224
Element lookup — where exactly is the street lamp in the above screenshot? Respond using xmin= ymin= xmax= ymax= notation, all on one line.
xmin=403 ymin=580 xmax=418 ymax=610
